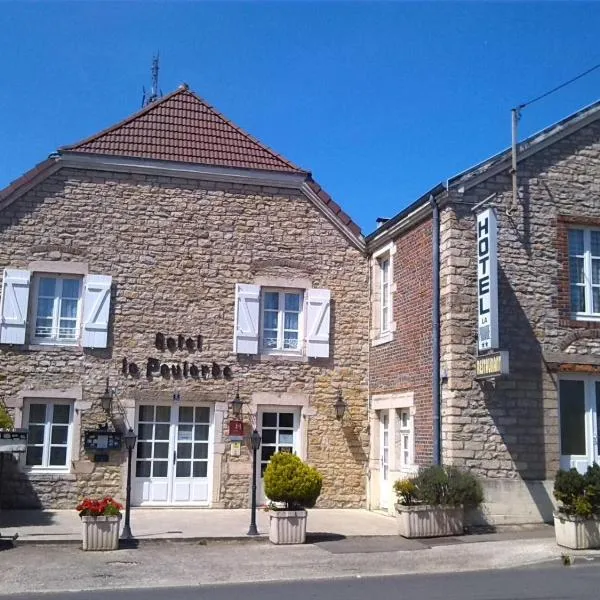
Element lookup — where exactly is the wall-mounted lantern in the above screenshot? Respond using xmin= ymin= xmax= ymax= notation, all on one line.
xmin=100 ymin=378 xmax=114 ymax=412
xmin=334 ymin=388 xmax=347 ymax=420
xmin=230 ymin=391 xmax=244 ymax=418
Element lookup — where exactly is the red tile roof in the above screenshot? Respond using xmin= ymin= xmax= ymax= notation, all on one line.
xmin=60 ymin=85 xmax=307 ymax=174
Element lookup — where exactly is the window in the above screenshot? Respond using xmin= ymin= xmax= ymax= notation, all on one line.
xmin=398 ymin=409 xmax=413 ymax=467
xmin=259 ymin=411 xmax=297 ymax=476
xmin=32 ymin=275 xmax=82 ymax=343
xmin=24 ymin=401 xmax=73 ymax=470
xmin=380 ymin=257 xmax=391 ymax=333
xmin=261 ymin=289 xmax=303 ymax=353
xmin=569 ymin=228 xmax=600 ymax=317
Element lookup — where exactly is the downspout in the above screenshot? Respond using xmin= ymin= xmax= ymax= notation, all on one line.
xmin=430 ymin=194 xmax=441 ymax=466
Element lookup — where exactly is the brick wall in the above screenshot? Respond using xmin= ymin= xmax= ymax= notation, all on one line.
xmin=370 ymin=218 xmax=434 ymax=465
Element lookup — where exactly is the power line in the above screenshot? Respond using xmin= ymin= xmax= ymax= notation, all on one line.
xmin=517 ymin=62 xmax=600 ymax=110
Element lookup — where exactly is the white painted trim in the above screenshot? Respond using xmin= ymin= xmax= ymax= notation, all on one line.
xmin=372 ymin=332 xmax=394 ymax=347
xmin=371 ymin=392 xmax=414 ymax=411
xmin=28 ymin=261 xmax=88 ymax=275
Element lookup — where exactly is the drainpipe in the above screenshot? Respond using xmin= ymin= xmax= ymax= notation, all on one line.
xmin=430 ymin=194 xmax=442 ymax=466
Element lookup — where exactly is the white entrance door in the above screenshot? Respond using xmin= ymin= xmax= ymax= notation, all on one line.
xmin=559 ymin=377 xmax=600 ymax=473
xmin=133 ymin=404 xmax=213 ymax=506
xmin=380 ymin=411 xmax=390 ymax=510
xmin=257 ymin=409 xmax=299 ymax=505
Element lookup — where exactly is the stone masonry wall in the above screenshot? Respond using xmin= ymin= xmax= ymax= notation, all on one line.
xmin=441 ymin=119 xmax=600 ymax=484
xmin=0 ymin=167 xmax=369 ymax=509
xmin=370 ymin=219 xmax=434 ymax=465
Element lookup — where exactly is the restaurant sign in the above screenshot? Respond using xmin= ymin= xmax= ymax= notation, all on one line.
xmin=475 ymin=351 xmax=509 ymax=380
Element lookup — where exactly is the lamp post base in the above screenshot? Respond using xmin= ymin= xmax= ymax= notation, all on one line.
xmin=247 ymin=524 xmax=259 ymax=536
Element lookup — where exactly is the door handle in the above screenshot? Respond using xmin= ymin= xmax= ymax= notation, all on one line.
xmin=173 ymin=451 xmax=177 ymax=464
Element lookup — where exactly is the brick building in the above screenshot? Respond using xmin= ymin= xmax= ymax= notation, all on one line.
xmin=0 ymin=85 xmax=370 ymax=509
xmin=367 ymin=100 xmax=600 ymax=524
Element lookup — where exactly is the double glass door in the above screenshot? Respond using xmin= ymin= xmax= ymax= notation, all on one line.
xmin=560 ymin=376 xmax=600 ymax=473
xmin=379 ymin=411 xmax=390 ymax=510
xmin=133 ymin=404 xmax=212 ymax=505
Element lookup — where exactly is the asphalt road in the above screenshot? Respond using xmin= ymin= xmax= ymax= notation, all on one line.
xmin=3 ymin=563 xmax=600 ymax=600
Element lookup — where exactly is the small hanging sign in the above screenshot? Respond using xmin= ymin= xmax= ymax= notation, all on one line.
xmin=229 ymin=420 xmax=244 ymax=437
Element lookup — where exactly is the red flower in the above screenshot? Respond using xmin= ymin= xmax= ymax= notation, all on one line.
xmin=76 ymin=496 xmax=123 ymax=517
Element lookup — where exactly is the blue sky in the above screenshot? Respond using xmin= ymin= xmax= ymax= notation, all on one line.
xmin=2 ymin=2 xmax=600 ymax=234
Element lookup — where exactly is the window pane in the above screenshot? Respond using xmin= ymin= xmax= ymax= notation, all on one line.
xmin=51 ymin=426 xmax=68 ymax=445
xmin=59 ymin=298 xmax=78 ymax=319
xmin=569 ymin=230 xmax=584 ymax=255
xmin=571 ymin=286 xmax=586 ymax=313
xmin=381 ymin=259 xmax=389 ymax=284
xmin=38 ymin=278 xmax=56 ymax=297
xmin=179 ymin=407 xmax=193 ymax=423
xmin=595 ymin=288 xmax=600 ymax=314
xmin=35 ymin=318 xmax=53 ymax=338
xmin=261 ymin=446 xmax=276 ymax=463
xmin=153 ymin=461 xmax=168 ymax=477
xmin=176 ymin=462 xmax=191 ymax=477
xmin=283 ymin=331 xmax=299 ymax=349
xmin=193 ymin=462 xmax=208 ymax=478
xmin=284 ymin=312 xmax=298 ymax=330
xmin=593 ymin=260 xmax=600 ymax=285
xmin=261 ymin=429 xmax=276 ymax=444
xmin=570 ymin=257 xmax=584 ymax=285
xmin=560 ymin=380 xmax=586 ymax=455
xmin=262 ymin=413 xmax=277 ymax=427
xmin=263 ymin=311 xmax=278 ymax=330
xmin=28 ymin=404 xmax=46 ymax=423
xmin=194 ymin=444 xmax=208 ymax=459
xmin=156 ymin=406 xmax=171 ymax=422
xmin=263 ymin=334 xmax=277 ymax=349
xmin=28 ymin=425 xmax=45 ymax=445
xmin=58 ymin=320 xmax=77 ymax=340
xmin=155 ymin=424 xmax=170 ymax=440
xmin=279 ymin=430 xmax=294 ymax=445
xmin=154 ymin=442 xmax=169 ymax=459
xmin=137 ymin=424 xmax=153 ymax=440
xmin=279 ymin=413 xmax=294 ymax=428
xmin=49 ymin=447 xmax=67 ymax=466
xmin=592 ymin=231 xmax=600 ymax=257
xmin=138 ymin=405 xmax=154 ymax=422
xmin=194 ymin=425 xmax=209 ymax=441
xmin=36 ymin=297 xmax=54 ymax=318
xmin=61 ymin=279 xmax=80 ymax=299
xmin=177 ymin=443 xmax=192 ymax=459
xmin=52 ymin=404 xmax=70 ymax=424
xmin=136 ymin=442 xmax=153 ymax=459
xmin=382 ymin=307 xmax=389 ymax=329
xmin=26 ymin=446 xmax=43 ymax=466
xmin=264 ymin=292 xmax=279 ymax=310
xmin=195 ymin=407 xmax=210 ymax=423
xmin=136 ymin=461 xmax=151 ymax=478
xmin=284 ymin=294 xmax=300 ymax=312
xmin=178 ymin=425 xmax=193 ymax=441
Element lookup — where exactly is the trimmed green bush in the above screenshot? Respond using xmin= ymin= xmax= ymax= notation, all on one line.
xmin=263 ymin=452 xmax=323 ymax=510
xmin=554 ymin=464 xmax=600 ymax=518
xmin=0 ymin=404 xmax=13 ymax=430
xmin=394 ymin=465 xmax=484 ymax=508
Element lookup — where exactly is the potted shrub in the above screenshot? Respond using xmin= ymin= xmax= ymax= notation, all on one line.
xmin=263 ymin=452 xmax=323 ymax=544
xmin=76 ymin=496 xmax=123 ymax=551
xmin=394 ymin=465 xmax=483 ymax=538
xmin=0 ymin=403 xmax=27 ymax=453
xmin=554 ymin=464 xmax=600 ymax=549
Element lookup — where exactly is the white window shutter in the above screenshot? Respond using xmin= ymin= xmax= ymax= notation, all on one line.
xmin=0 ymin=269 xmax=31 ymax=345
xmin=234 ymin=283 xmax=260 ymax=354
xmin=81 ymin=274 xmax=112 ymax=348
xmin=306 ymin=288 xmax=331 ymax=358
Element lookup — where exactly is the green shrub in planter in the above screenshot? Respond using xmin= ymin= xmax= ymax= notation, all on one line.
xmin=263 ymin=452 xmax=323 ymax=510
xmin=0 ymin=404 xmax=13 ymax=430
xmin=554 ymin=464 xmax=600 ymax=518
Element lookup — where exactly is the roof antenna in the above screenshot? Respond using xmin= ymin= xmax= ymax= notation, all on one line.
xmin=141 ymin=53 xmax=162 ymax=107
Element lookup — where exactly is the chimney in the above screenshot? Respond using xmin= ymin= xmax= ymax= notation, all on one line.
xmin=376 ymin=217 xmax=389 ymax=229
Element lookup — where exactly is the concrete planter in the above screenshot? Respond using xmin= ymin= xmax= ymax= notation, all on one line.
xmin=554 ymin=512 xmax=600 ymax=549
xmin=395 ymin=504 xmax=464 ymax=538
xmin=81 ymin=515 xmax=121 ymax=551
xmin=0 ymin=429 xmax=28 ymax=453
xmin=268 ymin=510 xmax=307 ymax=544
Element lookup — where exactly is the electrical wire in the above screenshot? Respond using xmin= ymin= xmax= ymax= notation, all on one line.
xmin=517 ymin=62 xmax=600 ymax=110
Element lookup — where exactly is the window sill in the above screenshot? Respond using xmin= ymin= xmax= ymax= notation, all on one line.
xmin=24 ymin=470 xmax=75 ymax=480
xmin=257 ymin=353 xmax=308 ymax=364
xmin=571 ymin=314 xmax=600 ymax=322
xmin=372 ymin=333 xmax=394 ymax=347
xmin=25 ymin=344 xmax=83 ymax=353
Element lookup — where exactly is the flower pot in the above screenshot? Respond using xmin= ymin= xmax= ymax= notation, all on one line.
xmin=81 ymin=515 xmax=121 ymax=551
xmin=269 ymin=510 xmax=307 ymax=544
xmin=395 ymin=504 xmax=464 ymax=538
xmin=554 ymin=512 xmax=600 ymax=549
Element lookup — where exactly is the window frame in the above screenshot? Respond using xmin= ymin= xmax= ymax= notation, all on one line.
xmin=379 ymin=256 xmax=391 ymax=333
xmin=259 ymin=288 xmax=304 ymax=355
xmin=398 ymin=408 xmax=413 ymax=468
xmin=569 ymin=228 xmax=600 ymax=321
xmin=23 ymin=400 xmax=73 ymax=473
xmin=30 ymin=273 xmax=83 ymax=345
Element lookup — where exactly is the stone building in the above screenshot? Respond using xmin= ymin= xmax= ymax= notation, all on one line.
xmin=366 ymin=100 xmax=600 ymax=524
xmin=0 ymin=85 xmax=370 ymax=509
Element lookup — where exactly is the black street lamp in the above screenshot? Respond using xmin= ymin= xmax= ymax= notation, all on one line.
xmin=121 ymin=428 xmax=137 ymax=542
xmin=247 ymin=429 xmax=262 ymax=536
xmin=334 ymin=388 xmax=347 ymax=420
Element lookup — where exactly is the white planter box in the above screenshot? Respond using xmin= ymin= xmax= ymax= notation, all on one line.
xmin=395 ymin=504 xmax=464 ymax=538
xmin=554 ymin=512 xmax=600 ymax=549
xmin=0 ymin=430 xmax=27 ymax=453
xmin=81 ymin=515 xmax=121 ymax=551
xmin=269 ymin=510 xmax=307 ymax=544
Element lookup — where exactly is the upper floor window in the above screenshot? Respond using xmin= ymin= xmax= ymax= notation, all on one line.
xmin=569 ymin=228 xmax=600 ymax=318
xmin=261 ymin=289 xmax=303 ymax=353
xmin=380 ymin=257 xmax=391 ymax=333
xmin=24 ymin=400 xmax=73 ymax=471
xmin=32 ymin=276 xmax=82 ymax=344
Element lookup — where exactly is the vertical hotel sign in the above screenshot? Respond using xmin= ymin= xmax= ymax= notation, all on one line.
xmin=477 ymin=208 xmax=499 ymax=352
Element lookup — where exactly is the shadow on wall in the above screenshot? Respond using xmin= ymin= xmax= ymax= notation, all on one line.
xmin=0 ymin=455 xmax=49 ymax=516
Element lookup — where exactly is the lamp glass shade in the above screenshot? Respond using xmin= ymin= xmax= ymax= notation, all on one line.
xmin=123 ymin=428 xmax=137 ymax=450
xmin=334 ymin=391 xmax=347 ymax=420
xmin=230 ymin=394 xmax=243 ymax=417
xmin=250 ymin=429 xmax=262 ymax=450
xmin=100 ymin=391 xmax=112 ymax=412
